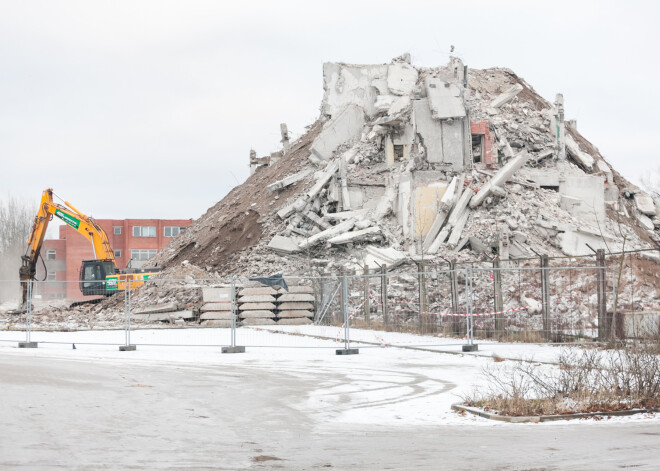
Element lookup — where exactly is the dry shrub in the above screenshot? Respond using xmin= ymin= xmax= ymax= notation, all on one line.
xmin=463 ymin=342 xmax=660 ymax=416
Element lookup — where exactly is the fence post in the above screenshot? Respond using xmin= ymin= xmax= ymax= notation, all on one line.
xmin=363 ymin=265 xmax=370 ymax=322
xmin=449 ymin=260 xmax=460 ymax=335
xmin=337 ymin=273 xmax=358 ymax=355
xmin=18 ymin=280 xmax=37 ymax=348
xmin=222 ymin=277 xmax=245 ymax=353
xmin=595 ymin=249 xmax=609 ymax=340
xmin=540 ymin=255 xmax=550 ymax=341
xmin=462 ymin=267 xmax=478 ymax=351
xmin=119 ymin=278 xmax=136 ymax=351
xmin=381 ymin=264 xmax=389 ymax=328
xmin=418 ymin=260 xmax=427 ymax=333
xmin=493 ymin=257 xmax=503 ymax=335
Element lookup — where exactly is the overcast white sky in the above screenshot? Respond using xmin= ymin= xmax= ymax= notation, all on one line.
xmin=1 ymin=0 xmax=658 ymax=227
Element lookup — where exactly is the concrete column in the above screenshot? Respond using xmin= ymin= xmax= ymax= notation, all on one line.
xmin=386 ymin=135 xmax=395 ymax=167
xmin=280 ymin=123 xmax=290 ymax=153
xmin=249 ymin=149 xmax=257 ymax=176
xmin=555 ymin=94 xmax=566 ymax=160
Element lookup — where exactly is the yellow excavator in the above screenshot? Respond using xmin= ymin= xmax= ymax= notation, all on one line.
xmin=19 ymin=188 xmax=159 ymax=307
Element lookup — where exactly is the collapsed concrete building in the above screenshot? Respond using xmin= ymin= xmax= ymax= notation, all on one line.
xmin=154 ymin=54 xmax=660 ymax=278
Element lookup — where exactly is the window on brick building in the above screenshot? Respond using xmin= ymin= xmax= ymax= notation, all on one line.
xmin=47 ymin=271 xmax=56 ymax=281
xmin=164 ymin=226 xmax=186 ymax=237
xmin=46 ymin=249 xmax=56 ymax=260
xmin=113 ymin=249 xmax=122 ymax=258
xmin=130 ymin=249 xmax=158 ymax=261
xmin=114 ymin=226 xmax=122 ymax=235
xmin=132 ymin=226 xmax=156 ymax=237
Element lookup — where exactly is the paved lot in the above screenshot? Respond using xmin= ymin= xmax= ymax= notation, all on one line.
xmin=2 ymin=349 xmax=660 ymax=470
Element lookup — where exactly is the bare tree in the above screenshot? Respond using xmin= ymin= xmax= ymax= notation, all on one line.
xmin=641 ymin=167 xmax=660 ymax=203
xmin=0 ymin=196 xmax=36 ymax=304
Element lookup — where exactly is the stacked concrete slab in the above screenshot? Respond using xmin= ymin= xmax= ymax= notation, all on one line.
xmin=238 ymin=287 xmax=277 ymax=325
xmin=200 ymin=287 xmax=234 ymax=327
xmin=276 ymin=286 xmax=315 ymax=325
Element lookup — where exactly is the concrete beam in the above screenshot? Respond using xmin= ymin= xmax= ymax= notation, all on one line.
xmin=448 ymin=188 xmax=475 ymax=226
xmin=298 ymin=219 xmax=356 ymax=250
xmin=447 ymin=210 xmax=471 ymax=248
xmin=267 ymin=169 xmax=312 ymax=192
xmin=565 ymin=134 xmax=594 ymax=170
xmin=328 ymin=226 xmax=382 ymax=245
xmin=470 ymin=151 xmax=531 ymax=208
xmin=422 ymin=210 xmax=449 ymax=252
xmin=490 ymin=83 xmax=523 ymax=108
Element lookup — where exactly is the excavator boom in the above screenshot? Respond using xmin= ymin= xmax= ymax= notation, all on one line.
xmin=20 ymin=189 xmax=116 ymax=306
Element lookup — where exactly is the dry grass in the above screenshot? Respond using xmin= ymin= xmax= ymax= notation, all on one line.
xmin=463 ymin=342 xmax=660 ymax=416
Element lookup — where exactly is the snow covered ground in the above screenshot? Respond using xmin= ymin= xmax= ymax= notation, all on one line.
xmin=2 ymin=327 xmax=660 ymax=469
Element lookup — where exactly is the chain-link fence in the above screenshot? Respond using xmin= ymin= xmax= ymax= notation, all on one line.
xmin=1 ymin=255 xmax=658 ymax=352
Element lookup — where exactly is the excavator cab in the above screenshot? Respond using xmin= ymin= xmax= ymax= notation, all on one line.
xmin=79 ymin=259 xmax=117 ymax=296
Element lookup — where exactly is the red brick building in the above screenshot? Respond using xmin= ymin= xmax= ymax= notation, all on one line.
xmin=36 ymin=219 xmax=192 ymax=300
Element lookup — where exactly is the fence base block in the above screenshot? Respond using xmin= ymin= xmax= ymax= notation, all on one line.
xmin=462 ymin=344 xmax=479 ymax=352
xmin=119 ymin=345 xmax=137 ymax=351
xmin=18 ymin=342 xmax=38 ymax=348
xmin=222 ymin=346 xmax=246 ymax=354
xmin=336 ymin=348 xmax=359 ymax=355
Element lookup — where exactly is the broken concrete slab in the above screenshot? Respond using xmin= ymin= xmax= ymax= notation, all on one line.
xmin=558 ymin=175 xmax=605 ymax=223
xmin=200 ymin=311 xmax=233 ymax=321
xmin=387 ymin=62 xmax=418 ymax=96
xmin=241 ymin=318 xmax=277 ymax=326
xmin=310 ymin=104 xmax=365 ymax=162
xmin=634 ymin=193 xmax=657 ymax=216
xmin=278 ymin=293 xmax=315 ymax=303
xmin=132 ymin=310 xmax=194 ymax=322
xmin=202 ymin=288 xmax=232 ymax=303
xmin=490 ymin=83 xmax=523 ymax=108
xmin=470 ymin=151 xmax=531 ymax=208
xmin=239 ymin=302 xmax=277 ymax=311
xmin=277 ymin=302 xmax=314 ymax=311
xmin=298 ymin=219 xmax=356 ymax=250
xmin=268 ymin=235 xmax=302 ymax=254
xmin=327 ymin=226 xmax=382 ymax=245
xmin=425 ymin=77 xmax=466 ymax=119
xmin=238 ymin=295 xmax=277 ymax=303
xmin=277 ymin=310 xmax=314 ymax=318
xmin=566 ymin=134 xmax=594 ymax=170
xmin=201 ymin=320 xmax=233 ymax=328
xmin=239 ymin=287 xmax=279 ymax=296
xmin=321 ymin=62 xmax=388 ymax=117
xmin=200 ymin=302 xmax=232 ymax=312
xmin=239 ymin=310 xmax=276 ymax=319
xmin=277 ymin=317 xmax=313 ymax=325
xmin=637 ymin=213 xmax=655 ymax=231
xmin=412 ymin=98 xmax=466 ymax=170
xmin=363 ymin=245 xmax=406 ymax=270
xmin=303 ymin=211 xmax=330 ymax=230
xmin=133 ymin=302 xmax=178 ymax=315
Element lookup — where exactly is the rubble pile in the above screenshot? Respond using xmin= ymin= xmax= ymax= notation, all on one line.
xmin=22 ymin=54 xmax=658 ymax=328
xmin=154 ymin=54 xmax=659 ymax=281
